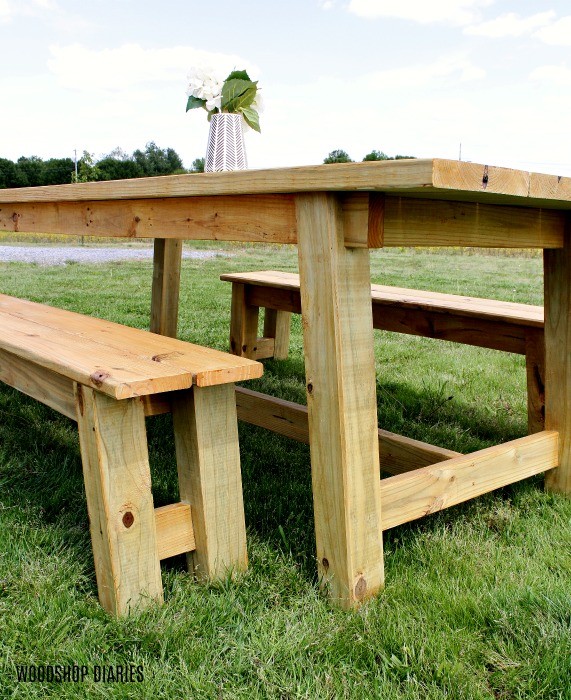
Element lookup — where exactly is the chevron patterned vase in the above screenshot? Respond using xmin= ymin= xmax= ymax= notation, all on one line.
xmin=205 ymin=113 xmax=247 ymax=172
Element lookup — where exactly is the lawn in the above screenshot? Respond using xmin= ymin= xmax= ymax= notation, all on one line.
xmin=0 ymin=244 xmax=569 ymax=699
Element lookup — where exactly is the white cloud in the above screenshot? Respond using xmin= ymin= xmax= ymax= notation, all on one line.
xmin=366 ymin=53 xmax=485 ymax=88
xmin=534 ymin=16 xmax=571 ymax=46
xmin=318 ymin=0 xmax=335 ymax=8
xmin=0 ymin=0 xmax=58 ymax=21
xmin=347 ymin=0 xmax=494 ymax=25
xmin=47 ymin=43 xmax=259 ymax=92
xmin=530 ymin=64 xmax=571 ymax=86
xmin=465 ymin=11 xmax=555 ymax=38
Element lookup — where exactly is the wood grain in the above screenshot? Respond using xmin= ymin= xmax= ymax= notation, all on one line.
xmin=381 ymin=431 xmax=559 ymax=530
xmin=150 ymin=238 xmax=182 ymax=337
xmin=155 ymin=502 xmax=196 ymax=560
xmin=0 ymin=293 xmax=262 ymax=397
xmin=172 ymin=385 xmax=248 ymax=579
xmin=74 ymin=385 xmax=163 ymax=615
xmin=544 ymin=219 xmax=571 ymax=493
xmin=296 ymin=192 xmax=384 ymax=608
xmin=1 ymin=159 xmax=570 ymax=209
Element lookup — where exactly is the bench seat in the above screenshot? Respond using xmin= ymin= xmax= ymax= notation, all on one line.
xmin=221 ymin=270 xmax=545 ymax=433
xmin=0 ymin=294 xmax=262 ymax=616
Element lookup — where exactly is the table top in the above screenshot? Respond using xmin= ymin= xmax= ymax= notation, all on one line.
xmin=1 ymin=159 xmax=571 ymax=209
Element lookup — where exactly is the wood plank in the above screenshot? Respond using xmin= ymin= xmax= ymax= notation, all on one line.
xmin=380 ymin=431 xmax=559 ymax=530
xmin=2 ymin=159 xmax=570 ymax=209
xmin=0 ymin=294 xmax=262 ymax=397
xmin=544 ymin=219 xmax=571 ymax=494
xmin=150 ymin=238 xmax=182 ymax=337
xmin=0 ymin=347 xmax=77 ymax=419
xmin=74 ymin=385 xmax=163 ymax=615
xmin=221 ymin=271 xmax=544 ymax=327
xmin=252 ymin=337 xmax=275 ymax=360
xmin=382 ymin=196 xmax=564 ymax=249
xmin=262 ymin=309 xmax=291 ymax=360
xmin=229 ymin=282 xmax=259 ymax=359
xmin=235 ymin=387 xmax=460 ymax=474
xmin=3 ymin=192 xmax=564 ymax=248
xmin=525 ymin=330 xmax=545 ymax=435
xmin=0 ymin=195 xmax=297 ymax=244
xmin=172 ymin=384 xmax=248 ymax=579
xmin=0 ymin=347 xmax=175 ymax=420
xmin=155 ymin=502 xmax=196 ymax=560
xmin=296 ymin=192 xmax=384 ymax=607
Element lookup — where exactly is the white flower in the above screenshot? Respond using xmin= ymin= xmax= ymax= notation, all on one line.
xmin=205 ymin=94 xmax=222 ymax=112
xmin=251 ymin=90 xmax=264 ymax=113
xmin=186 ymin=66 xmax=223 ymax=104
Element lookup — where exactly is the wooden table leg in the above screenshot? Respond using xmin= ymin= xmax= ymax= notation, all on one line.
xmin=544 ymin=220 xmax=571 ymax=494
xmin=295 ymin=192 xmax=384 ymax=609
xmin=172 ymin=384 xmax=248 ymax=579
xmin=263 ymin=309 xmax=292 ymax=360
xmin=229 ymin=282 xmax=259 ymax=358
xmin=150 ymin=238 xmax=182 ymax=337
xmin=75 ymin=385 xmax=163 ymax=616
xmin=525 ymin=329 xmax=545 ymax=434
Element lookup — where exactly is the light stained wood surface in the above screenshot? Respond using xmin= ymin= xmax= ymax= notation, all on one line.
xmin=150 ymin=238 xmax=182 ymax=337
xmin=172 ymin=384 xmax=248 ymax=579
xmin=1 ymin=192 xmax=564 ymax=249
xmin=544 ymin=222 xmax=571 ymax=493
xmin=75 ymin=385 xmax=163 ymax=615
xmin=296 ymin=192 xmax=384 ymax=607
xmin=0 ymin=294 xmax=262 ymax=398
xmin=154 ymin=502 xmax=196 ymax=560
xmin=1 ymin=159 xmax=571 ymax=208
xmin=381 ymin=431 xmax=559 ymax=530
xmin=220 ymin=270 xmax=543 ymax=327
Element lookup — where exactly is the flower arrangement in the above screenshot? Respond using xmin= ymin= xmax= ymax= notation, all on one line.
xmin=185 ymin=68 xmax=261 ymax=133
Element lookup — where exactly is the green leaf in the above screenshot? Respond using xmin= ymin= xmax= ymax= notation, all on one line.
xmin=225 ymin=69 xmax=251 ymax=82
xmin=221 ymin=79 xmax=257 ymax=113
xmin=186 ymin=95 xmax=206 ymax=112
xmin=241 ymin=107 xmax=261 ymax=133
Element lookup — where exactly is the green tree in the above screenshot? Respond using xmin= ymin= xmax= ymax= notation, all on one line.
xmin=133 ymin=142 xmax=184 ymax=176
xmin=72 ymin=151 xmax=101 ymax=183
xmin=362 ymin=150 xmax=391 ymax=161
xmin=16 ymin=156 xmax=45 ymax=186
xmin=43 ymin=158 xmax=75 ymax=185
xmin=0 ymin=158 xmax=18 ymax=188
xmin=323 ymin=149 xmax=353 ymax=164
xmin=190 ymin=157 xmax=205 ymax=173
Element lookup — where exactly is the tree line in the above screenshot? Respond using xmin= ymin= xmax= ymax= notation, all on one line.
xmin=323 ymin=149 xmax=415 ymax=163
xmin=0 ymin=144 xmax=414 ymax=189
xmin=0 ymin=142 xmax=205 ymax=188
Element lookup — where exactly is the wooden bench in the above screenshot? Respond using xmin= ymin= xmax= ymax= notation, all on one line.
xmin=0 ymin=293 xmax=262 ymax=616
xmin=221 ymin=270 xmax=545 ymax=434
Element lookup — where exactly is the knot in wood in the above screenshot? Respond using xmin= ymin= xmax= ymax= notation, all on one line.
xmin=122 ymin=512 xmax=135 ymax=528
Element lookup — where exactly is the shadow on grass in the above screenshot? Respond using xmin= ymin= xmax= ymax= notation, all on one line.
xmin=0 ymin=367 xmax=530 ymax=590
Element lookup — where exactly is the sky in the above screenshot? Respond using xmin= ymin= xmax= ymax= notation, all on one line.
xmin=1 ymin=0 xmax=571 ymax=176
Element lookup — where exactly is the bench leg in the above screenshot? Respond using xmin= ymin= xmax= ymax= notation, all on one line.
xmin=296 ymin=192 xmax=384 ymax=609
xmin=263 ymin=309 xmax=292 ymax=360
xmin=525 ymin=330 xmax=545 ymax=434
xmin=74 ymin=385 xmax=163 ymax=616
xmin=229 ymin=282 xmax=259 ymax=359
xmin=172 ymin=384 xmax=247 ymax=579
xmin=150 ymin=238 xmax=182 ymax=338
xmin=544 ymin=225 xmax=571 ymax=495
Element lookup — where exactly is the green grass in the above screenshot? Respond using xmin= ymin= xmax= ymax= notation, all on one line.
xmin=0 ymin=246 xmax=570 ymax=699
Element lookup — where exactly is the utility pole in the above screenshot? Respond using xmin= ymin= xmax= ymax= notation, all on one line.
xmin=74 ymin=149 xmax=78 ymax=181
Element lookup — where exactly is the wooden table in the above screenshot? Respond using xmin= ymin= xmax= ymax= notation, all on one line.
xmin=1 ymin=159 xmax=570 ymax=609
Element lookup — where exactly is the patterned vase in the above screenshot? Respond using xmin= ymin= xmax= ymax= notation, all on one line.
xmin=205 ymin=113 xmax=247 ymax=172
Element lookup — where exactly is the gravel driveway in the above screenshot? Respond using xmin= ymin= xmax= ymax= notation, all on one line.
xmin=0 ymin=245 xmax=226 ymax=265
